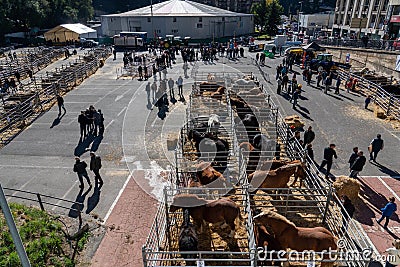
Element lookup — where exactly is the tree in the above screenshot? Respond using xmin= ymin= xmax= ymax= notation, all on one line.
xmin=251 ymin=0 xmax=268 ymax=32
xmin=265 ymin=0 xmax=283 ymax=36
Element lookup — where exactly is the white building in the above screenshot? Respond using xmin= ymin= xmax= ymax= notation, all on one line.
xmin=100 ymin=0 xmax=254 ymax=40
xmin=298 ymin=12 xmax=334 ymax=36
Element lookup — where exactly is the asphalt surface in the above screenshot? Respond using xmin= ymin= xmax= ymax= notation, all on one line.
xmin=0 ymin=47 xmax=399 ymax=226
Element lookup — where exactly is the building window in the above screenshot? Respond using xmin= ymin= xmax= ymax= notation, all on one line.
xmin=222 ymin=17 xmax=225 ymax=21
xmin=197 ymin=23 xmax=203 ymax=28
xmin=239 ymin=17 xmax=242 ymax=21
xmin=148 ymin=17 xmax=151 ymax=22
xmin=199 ymin=17 xmax=202 ymax=22
xmin=155 ymin=29 xmax=161 ymax=34
xmin=172 ymin=29 xmax=178 ymax=33
xmin=173 ymin=17 xmax=177 ymax=22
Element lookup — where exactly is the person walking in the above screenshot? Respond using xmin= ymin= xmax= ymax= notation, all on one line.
xmin=90 ymin=152 xmax=103 ymax=185
xmin=376 ymin=197 xmax=397 ymax=228
xmin=349 ymin=151 xmax=366 ymax=178
xmin=303 ymin=126 xmax=315 ymax=145
xmin=73 ymin=157 xmax=91 ymax=188
xmin=151 ymin=82 xmax=157 ymax=103
xmin=369 ymin=134 xmax=384 ymax=162
xmin=78 ymin=111 xmax=87 ymax=139
xmin=324 ymin=75 xmax=331 ymax=94
xmin=348 ymin=147 xmax=359 ymax=168
xmin=340 ymin=195 xmax=355 ymax=231
xmin=319 ymin=144 xmax=338 ymax=179
xmin=138 ymin=65 xmax=143 ymax=80
xmin=144 ymin=65 xmax=148 ymax=80
xmin=282 ymin=73 xmax=289 ymax=92
xmin=365 ymin=95 xmax=372 ymax=109
xmin=316 ymin=72 xmax=322 ymax=88
xmin=177 ymin=76 xmax=183 ymax=98
xmin=168 ymin=77 xmax=175 ymax=99
xmin=306 ymin=143 xmax=314 ymax=161
xmin=56 ymin=95 xmax=66 ymax=116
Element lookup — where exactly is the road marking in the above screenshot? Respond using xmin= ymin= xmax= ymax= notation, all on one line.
xmin=117 ymin=107 xmax=127 ymax=117
xmin=377 ymin=176 xmax=400 ymax=202
xmin=6 ymin=175 xmax=37 ymax=202
xmin=103 ymin=171 xmax=133 ymax=224
xmin=105 ymin=119 xmax=115 ymax=130
xmin=115 ymin=95 xmax=123 ymax=102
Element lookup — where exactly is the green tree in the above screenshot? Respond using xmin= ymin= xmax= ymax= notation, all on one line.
xmin=265 ymin=0 xmax=283 ymax=36
xmin=251 ymin=0 xmax=268 ymax=32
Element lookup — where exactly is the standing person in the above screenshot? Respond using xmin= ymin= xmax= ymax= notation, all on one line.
xmin=152 ymin=64 xmax=157 ymax=81
xmin=90 ymin=152 xmax=103 ymax=185
xmin=349 ymin=151 xmax=366 ymax=178
xmin=255 ymin=53 xmax=259 ymax=63
xmin=73 ymin=157 xmax=91 ymax=188
xmin=93 ymin=109 xmax=100 ymax=136
xmin=138 ymin=65 xmax=143 ymax=80
xmin=151 ymin=82 xmax=157 ymax=103
xmin=324 ymin=75 xmax=331 ymax=94
xmin=303 ymin=126 xmax=315 ymax=145
xmin=376 ymin=197 xmax=397 ymax=228
xmin=98 ymin=109 xmax=105 ymax=136
xmin=348 ymin=147 xmax=359 ymax=168
xmin=168 ymin=78 xmax=175 ymax=99
xmin=340 ymin=195 xmax=355 ymax=231
xmin=335 ymin=76 xmax=341 ymax=94
xmin=306 ymin=143 xmax=314 ymax=161
xmin=282 ymin=73 xmax=289 ymax=92
xmin=369 ymin=134 xmax=384 ymax=162
xmin=113 ymin=49 xmax=117 ymax=60
xmin=144 ymin=65 xmax=148 ymax=80
xmin=78 ymin=111 xmax=87 ymax=139
xmin=365 ymin=95 xmax=372 ymax=109
xmin=319 ymin=144 xmax=338 ymax=179
xmin=56 ymin=95 xmax=66 ymax=116
xmin=306 ymin=70 xmax=312 ymax=86
xmin=177 ymin=76 xmax=183 ymax=98
xmin=292 ymin=88 xmax=300 ymax=109
xmin=277 ymin=77 xmax=282 ymax=95
xmin=316 ymin=72 xmax=322 ymax=88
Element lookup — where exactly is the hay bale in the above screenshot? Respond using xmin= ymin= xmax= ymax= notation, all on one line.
xmin=333 ymin=176 xmax=360 ymax=201
xmin=284 ymin=115 xmax=305 ymax=128
xmin=374 ymin=105 xmax=386 ymax=119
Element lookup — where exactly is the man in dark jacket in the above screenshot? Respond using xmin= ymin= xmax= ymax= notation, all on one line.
xmin=73 ymin=157 xmax=91 ymax=188
xmin=349 ymin=151 xmax=366 ymax=178
xmin=303 ymin=126 xmax=315 ymax=146
xmin=369 ymin=134 xmax=384 ymax=162
xmin=348 ymin=147 xmax=359 ymax=168
xmin=56 ymin=95 xmax=66 ymax=116
xmin=78 ymin=111 xmax=87 ymax=139
xmin=90 ymin=152 xmax=103 ymax=185
xmin=319 ymin=144 xmax=338 ymax=179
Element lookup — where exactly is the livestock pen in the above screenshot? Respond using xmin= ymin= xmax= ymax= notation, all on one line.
xmin=143 ymin=71 xmax=376 ymax=267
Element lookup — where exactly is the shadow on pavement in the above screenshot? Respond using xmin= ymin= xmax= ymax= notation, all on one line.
xmin=371 ymin=161 xmax=400 ymax=177
xmin=86 ymin=182 xmax=102 ymax=214
xmin=356 ymin=178 xmax=396 ymax=226
xmin=90 ymin=135 xmax=104 ymax=152
xmin=74 ymin=134 xmax=95 ymax=156
xmin=69 ymin=186 xmax=92 ymax=218
xmin=294 ymin=105 xmax=313 ymax=121
xmin=50 ymin=113 xmax=65 ymax=129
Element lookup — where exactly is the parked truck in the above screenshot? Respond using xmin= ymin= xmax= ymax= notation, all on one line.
xmin=113 ymin=31 xmax=147 ymax=51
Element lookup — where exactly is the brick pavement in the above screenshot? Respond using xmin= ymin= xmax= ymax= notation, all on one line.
xmin=90 ymin=170 xmax=157 ymax=267
xmin=356 ymin=176 xmax=400 ymax=256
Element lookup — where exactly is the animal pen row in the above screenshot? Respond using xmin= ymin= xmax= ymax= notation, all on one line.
xmin=142 ymin=72 xmax=374 ymax=267
xmin=0 ymin=47 xmax=111 ymax=146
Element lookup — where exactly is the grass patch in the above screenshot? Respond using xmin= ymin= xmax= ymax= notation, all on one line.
xmin=0 ymin=203 xmax=88 ymax=266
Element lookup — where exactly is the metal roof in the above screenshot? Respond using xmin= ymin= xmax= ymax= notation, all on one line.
xmin=45 ymin=23 xmax=96 ymax=34
xmin=103 ymin=0 xmax=251 ymax=17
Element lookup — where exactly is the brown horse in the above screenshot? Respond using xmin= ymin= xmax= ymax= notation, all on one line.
xmin=170 ymin=194 xmax=241 ymax=237
xmin=248 ymin=163 xmax=303 ymax=191
xmin=254 ymin=210 xmax=337 ymax=266
xmin=259 ymin=159 xmax=306 ymax=187
xmin=194 ymin=162 xmax=228 ymax=187
xmin=255 ymin=225 xmax=282 ymax=266
xmin=210 ymin=86 xmax=226 ymax=101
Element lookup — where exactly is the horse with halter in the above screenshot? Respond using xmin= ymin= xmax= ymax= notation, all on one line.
xmin=254 ymin=210 xmax=337 ymax=267
xmin=178 ymin=208 xmax=198 ymax=266
xmin=170 ymin=194 xmax=241 ymax=238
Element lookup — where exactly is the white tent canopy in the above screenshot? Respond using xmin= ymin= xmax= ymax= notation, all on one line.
xmin=44 ymin=23 xmax=97 ymax=42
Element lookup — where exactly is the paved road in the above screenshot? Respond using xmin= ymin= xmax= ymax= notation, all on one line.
xmin=0 ymin=48 xmax=399 ymax=266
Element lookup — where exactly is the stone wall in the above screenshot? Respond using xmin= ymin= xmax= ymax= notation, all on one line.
xmin=325 ymin=47 xmax=400 ymax=80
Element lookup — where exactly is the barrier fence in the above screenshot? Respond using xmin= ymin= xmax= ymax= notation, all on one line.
xmin=142 ymin=70 xmax=376 ymax=266
xmin=0 ymin=47 xmax=111 ymax=146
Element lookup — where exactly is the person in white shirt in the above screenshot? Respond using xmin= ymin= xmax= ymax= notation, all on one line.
xmin=386 ymin=239 xmax=400 ymax=267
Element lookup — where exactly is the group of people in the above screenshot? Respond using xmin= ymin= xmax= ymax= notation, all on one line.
xmin=77 ymin=105 xmax=105 ymax=139
xmin=73 ymin=151 xmax=103 ymax=188
xmin=276 ymin=65 xmax=302 ymax=108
